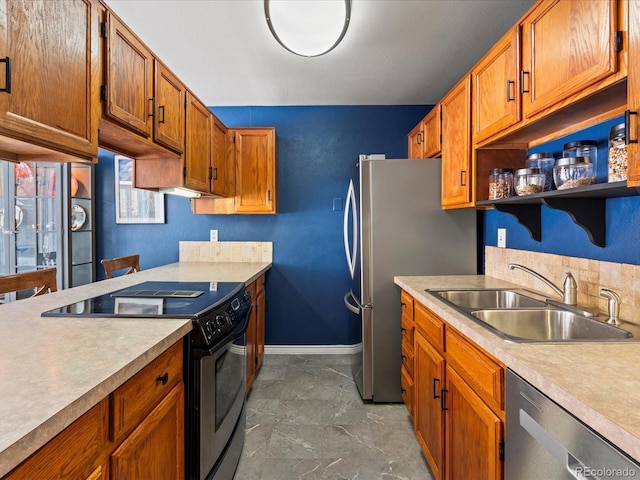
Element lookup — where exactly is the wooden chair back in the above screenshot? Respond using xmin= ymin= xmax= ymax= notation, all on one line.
xmin=0 ymin=268 xmax=58 ymax=298
xmin=100 ymin=254 xmax=141 ymax=279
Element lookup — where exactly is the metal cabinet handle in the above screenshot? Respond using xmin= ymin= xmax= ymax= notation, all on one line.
xmin=460 ymin=170 xmax=467 ymax=187
xmin=156 ymin=373 xmax=169 ymax=385
xmin=148 ymin=97 xmax=155 ymax=117
xmin=625 ymin=109 xmax=638 ymax=144
xmin=0 ymin=57 xmax=10 ymax=93
xmin=506 ymin=80 xmax=515 ymax=102
xmin=441 ymin=388 xmax=448 ymax=411
xmin=521 ymin=71 xmax=530 ymax=93
xmin=213 ymin=167 xmax=218 ymax=180
xmin=433 ymin=378 xmax=441 ymax=399
xmin=158 ymin=105 xmax=165 ymax=124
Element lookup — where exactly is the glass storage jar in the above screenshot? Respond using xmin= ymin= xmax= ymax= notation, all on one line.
xmin=488 ymin=168 xmax=513 ymax=199
xmin=553 ymin=157 xmax=593 ymax=190
xmin=514 ymin=167 xmax=545 ymax=196
xmin=526 ymin=152 xmax=555 ymax=191
xmin=608 ymin=123 xmax=627 ymax=182
xmin=562 ymin=140 xmax=597 ymax=183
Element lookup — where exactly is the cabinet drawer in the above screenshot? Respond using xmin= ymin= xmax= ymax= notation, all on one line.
xmin=401 ymin=366 xmax=414 ymax=418
xmin=111 ymin=341 xmax=183 ymax=442
xmin=414 ymin=302 xmax=445 ymax=353
xmin=401 ymin=341 xmax=414 ymax=378
xmin=446 ymin=328 xmax=504 ymax=413
xmin=5 ymin=399 xmax=108 ymax=480
xmin=401 ymin=290 xmax=414 ymax=322
xmin=401 ymin=314 xmax=414 ymax=350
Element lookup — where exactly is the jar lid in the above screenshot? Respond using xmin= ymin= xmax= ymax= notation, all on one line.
xmin=489 ymin=168 xmax=513 ymax=175
xmin=555 ymin=156 xmax=591 ymax=166
xmin=609 ymin=123 xmax=625 ymax=139
xmin=563 ymin=140 xmax=597 ymax=149
xmin=527 ymin=152 xmax=553 ymax=160
xmin=515 ymin=167 xmax=541 ymax=175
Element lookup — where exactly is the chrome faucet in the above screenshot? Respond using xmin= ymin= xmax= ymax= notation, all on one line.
xmin=508 ymin=263 xmax=577 ymax=306
xmin=599 ymin=288 xmax=622 ymax=325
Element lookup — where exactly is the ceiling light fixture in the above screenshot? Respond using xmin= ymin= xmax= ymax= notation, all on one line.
xmin=264 ymin=0 xmax=351 ymax=58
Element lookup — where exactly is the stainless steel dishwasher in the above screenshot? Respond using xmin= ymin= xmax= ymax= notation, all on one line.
xmin=506 ymin=369 xmax=640 ymax=479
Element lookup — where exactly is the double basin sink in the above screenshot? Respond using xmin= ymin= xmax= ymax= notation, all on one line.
xmin=427 ymin=288 xmax=636 ymax=343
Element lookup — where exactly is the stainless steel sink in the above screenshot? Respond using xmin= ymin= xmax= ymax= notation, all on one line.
xmin=471 ymin=309 xmax=633 ymax=342
xmin=430 ymin=288 xmax=547 ymax=310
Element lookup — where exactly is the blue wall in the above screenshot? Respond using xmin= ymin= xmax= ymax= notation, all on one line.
xmin=483 ymin=116 xmax=640 ymax=265
xmin=96 ymin=106 xmax=430 ymax=345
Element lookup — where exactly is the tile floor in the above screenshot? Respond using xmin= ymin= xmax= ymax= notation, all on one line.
xmin=234 ymin=354 xmax=433 ymax=480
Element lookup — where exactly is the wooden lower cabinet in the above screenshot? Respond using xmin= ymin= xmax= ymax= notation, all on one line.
xmin=246 ymin=274 xmax=266 ymax=395
xmin=414 ymin=332 xmax=445 ymax=480
xmin=3 ymin=341 xmax=185 ymax=480
xmin=405 ymin=292 xmax=504 ymax=480
xmin=110 ymin=383 xmax=184 ymax=480
xmin=445 ymin=367 xmax=503 ymax=480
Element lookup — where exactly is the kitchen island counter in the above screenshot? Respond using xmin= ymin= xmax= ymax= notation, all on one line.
xmin=395 ymin=275 xmax=640 ymax=464
xmin=0 ymin=261 xmax=271 ymax=478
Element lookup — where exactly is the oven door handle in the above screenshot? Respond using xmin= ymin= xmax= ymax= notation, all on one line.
xmin=194 ymin=306 xmax=253 ymax=357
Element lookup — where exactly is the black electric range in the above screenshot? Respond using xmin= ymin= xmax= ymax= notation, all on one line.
xmin=41 ymin=281 xmax=251 ymax=349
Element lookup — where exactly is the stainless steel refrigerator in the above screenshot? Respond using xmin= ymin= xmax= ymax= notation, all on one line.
xmin=343 ymin=155 xmax=477 ymax=402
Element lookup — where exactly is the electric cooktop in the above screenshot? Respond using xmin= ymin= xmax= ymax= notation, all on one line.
xmin=41 ymin=281 xmax=245 ymax=318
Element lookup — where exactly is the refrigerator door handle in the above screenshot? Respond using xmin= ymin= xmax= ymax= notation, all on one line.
xmin=343 ymin=180 xmax=357 ymax=279
xmin=344 ymin=290 xmax=372 ymax=314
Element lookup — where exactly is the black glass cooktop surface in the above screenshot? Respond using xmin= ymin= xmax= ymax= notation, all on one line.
xmin=41 ymin=281 xmax=244 ymax=318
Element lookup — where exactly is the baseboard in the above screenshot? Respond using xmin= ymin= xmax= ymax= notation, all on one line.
xmin=264 ymin=344 xmax=360 ymax=355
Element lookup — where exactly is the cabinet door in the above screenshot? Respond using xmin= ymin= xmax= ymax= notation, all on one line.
xmin=521 ymin=0 xmax=618 ymax=119
xmin=0 ymin=0 xmax=98 ymax=159
xmin=154 ymin=61 xmax=185 ymax=154
xmin=422 ymin=105 xmax=442 ymax=158
xmin=105 ymin=12 xmax=153 ymax=137
xmin=408 ymin=122 xmax=423 ymax=159
xmin=211 ymin=116 xmax=231 ymax=196
xmin=472 ymin=27 xmax=520 ymax=142
xmin=441 ymin=76 xmax=472 ymax=209
xmin=628 ymin=0 xmax=640 ymax=186
xmin=234 ymin=128 xmax=277 ymax=213
xmin=414 ymin=333 xmax=445 ymax=480
xmin=111 ymin=383 xmax=185 ymax=480
xmin=184 ymin=92 xmax=212 ymax=193
xmin=445 ymin=367 xmax=503 ymax=480
xmin=256 ymin=276 xmax=266 ymax=371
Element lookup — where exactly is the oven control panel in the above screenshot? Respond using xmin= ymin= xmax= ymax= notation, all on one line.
xmin=191 ymin=287 xmax=251 ymax=349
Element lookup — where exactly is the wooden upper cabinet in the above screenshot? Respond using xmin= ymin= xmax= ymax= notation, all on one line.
xmin=521 ymin=0 xmax=619 ymax=119
xmin=422 ymin=104 xmax=442 ymax=158
xmin=408 ymin=122 xmax=423 ymax=159
xmin=154 ymin=61 xmax=185 ymax=154
xmin=472 ymin=27 xmax=520 ymax=143
xmin=211 ymin=116 xmax=232 ymax=197
xmin=441 ymin=76 xmax=473 ymax=209
xmin=628 ymin=0 xmax=640 ymax=187
xmin=0 ymin=0 xmax=99 ymax=161
xmin=184 ymin=92 xmax=213 ymax=193
xmin=234 ymin=128 xmax=277 ymax=214
xmin=104 ymin=12 xmax=153 ymax=137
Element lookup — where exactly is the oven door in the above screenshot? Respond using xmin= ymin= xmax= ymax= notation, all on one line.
xmin=195 ymin=312 xmax=249 ymax=480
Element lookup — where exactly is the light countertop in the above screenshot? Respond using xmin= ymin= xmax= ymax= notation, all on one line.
xmin=0 ymin=261 xmax=271 ymax=478
xmin=395 ymin=275 xmax=640 ymax=463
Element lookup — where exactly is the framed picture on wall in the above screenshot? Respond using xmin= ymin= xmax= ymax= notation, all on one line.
xmin=114 ymin=155 xmax=165 ymax=224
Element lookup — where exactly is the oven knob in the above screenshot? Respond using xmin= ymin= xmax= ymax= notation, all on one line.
xmin=243 ymin=290 xmax=251 ymax=302
xmin=205 ymin=320 xmax=215 ymax=334
xmin=215 ymin=314 xmax=226 ymax=328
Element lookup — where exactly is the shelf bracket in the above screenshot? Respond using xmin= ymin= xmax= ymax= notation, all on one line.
xmin=542 ymin=198 xmax=606 ymax=247
xmin=493 ymin=204 xmax=541 ymax=242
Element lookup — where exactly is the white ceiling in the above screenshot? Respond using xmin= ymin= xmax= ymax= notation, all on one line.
xmin=104 ymin=0 xmax=536 ymax=107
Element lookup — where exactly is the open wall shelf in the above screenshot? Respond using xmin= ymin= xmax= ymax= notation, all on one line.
xmin=477 ymin=182 xmax=640 ymax=247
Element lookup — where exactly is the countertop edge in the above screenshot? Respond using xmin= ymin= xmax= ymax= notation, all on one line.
xmin=394 ymin=275 xmax=640 ymax=463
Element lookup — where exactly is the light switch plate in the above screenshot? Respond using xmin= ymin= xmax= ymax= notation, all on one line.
xmin=210 ymin=230 xmax=218 ymax=242
xmin=497 ymin=228 xmax=506 ymax=248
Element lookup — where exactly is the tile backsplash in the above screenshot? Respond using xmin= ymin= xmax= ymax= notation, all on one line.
xmin=486 ymin=246 xmax=640 ymax=325
xmin=179 ymin=241 xmax=273 ymax=263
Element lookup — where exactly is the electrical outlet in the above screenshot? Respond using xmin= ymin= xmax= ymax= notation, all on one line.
xmin=497 ymin=228 xmax=506 ymax=248
xmin=210 ymin=230 xmax=218 ymax=242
